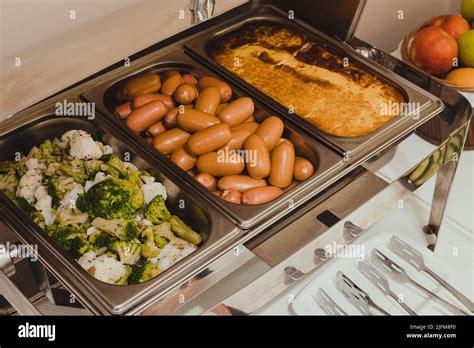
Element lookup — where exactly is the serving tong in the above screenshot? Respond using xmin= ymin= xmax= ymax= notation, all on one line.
xmin=372 ymin=248 xmax=469 ymax=315
xmin=388 ymin=236 xmax=473 ymax=313
xmin=313 ymin=288 xmax=347 ymax=316
xmin=358 ymin=259 xmax=416 ymax=315
xmin=336 ymin=271 xmax=389 ymax=315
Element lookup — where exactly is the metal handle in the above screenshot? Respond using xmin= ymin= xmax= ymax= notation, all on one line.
xmin=426 ymin=268 xmax=474 ymax=313
xmin=388 ymin=290 xmax=417 ymax=315
xmin=0 ymin=271 xmax=41 ymax=315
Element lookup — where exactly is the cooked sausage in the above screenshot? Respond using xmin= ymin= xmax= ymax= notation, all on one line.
xmin=217 ymin=97 xmax=255 ymax=127
xmin=146 ymin=121 xmax=166 ymax=137
xmin=245 ymin=115 xmax=255 ymax=123
xmin=186 ymin=123 xmax=232 ymax=156
xmin=269 ymin=142 xmax=295 ymax=188
xmin=215 ymin=103 xmax=228 ymax=114
xmin=170 ymin=146 xmax=197 ymax=171
xmin=255 ymin=116 xmax=285 ymax=151
xmin=164 ymin=105 xmax=191 ymax=128
xmin=241 ymin=186 xmax=283 ymax=205
xmin=244 ymin=134 xmax=271 ymax=179
xmin=221 ymin=189 xmax=241 ymax=204
xmin=213 ymin=190 xmax=223 ymax=197
xmin=277 ymin=138 xmax=294 ymax=148
xmin=194 ymin=87 xmax=221 ymax=115
xmin=177 ymin=108 xmax=220 ymax=132
xmin=293 ymin=157 xmax=315 ymax=181
xmin=220 ymin=129 xmax=252 ymax=151
xmin=153 ymin=128 xmax=190 ymax=155
xmin=197 ymin=76 xmax=232 ymax=102
xmin=161 ymin=70 xmax=183 ymax=96
xmin=194 ymin=173 xmax=217 ymax=191
xmin=182 ymin=73 xmax=198 ymax=85
xmin=173 ymin=83 xmax=197 ymax=105
xmin=114 ymin=102 xmax=132 ymax=119
xmin=196 ymin=152 xmax=245 ymax=176
xmin=132 ymin=94 xmax=174 ymax=110
xmin=117 ymin=73 xmax=161 ymax=100
xmin=145 ymin=137 xmax=154 ymax=144
xmin=231 ymin=122 xmax=259 ymax=134
xmin=218 ymin=175 xmax=267 ymax=193
xmin=126 ymin=100 xmax=167 ymax=133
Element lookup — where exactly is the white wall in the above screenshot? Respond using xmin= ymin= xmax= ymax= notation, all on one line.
xmin=356 ymin=0 xmax=463 ymax=52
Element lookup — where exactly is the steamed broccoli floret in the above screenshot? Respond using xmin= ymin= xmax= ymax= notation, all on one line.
xmin=15 ymin=196 xmax=36 ymax=216
xmin=144 ymin=195 xmax=171 ymax=224
xmin=94 ymin=233 xmax=114 ymax=249
xmin=57 ymin=206 xmax=89 ymax=226
xmin=60 ymin=159 xmax=89 ymax=185
xmin=91 ymin=217 xmax=138 ymax=241
xmin=127 ymin=170 xmax=143 ymax=188
xmin=47 ymin=175 xmax=76 ymax=205
xmin=77 ymin=177 xmax=144 ymax=220
xmin=0 ymin=161 xmax=18 ymax=174
xmin=111 ymin=240 xmax=141 ymax=265
xmin=154 ymin=235 xmax=169 ymax=249
xmin=169 ymin=215 xmax=202 ymax=245
xmin=48 ymin=225 xmax=89 ymax=259
xmin=84 ymin=160 xmax=103 ymax=177
xmin=40 ymin=139 xmax=63 ymax=157
xmin=100 ymin=154 xmax=127 ymax=178
xmin=139 ymin=228 xmax=160 ymax=258
xmin=0 ymin=172 xmax=18 ymax=193
xmin=116 ymin=265 xmax=132 ymax=285
xmin=128 ymin=260 xmax=159 ymax=284
xmin=32 ymin=211 xmax=46 ymax=230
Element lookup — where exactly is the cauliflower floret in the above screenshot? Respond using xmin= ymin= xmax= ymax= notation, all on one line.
xmin=84 ymin=171 xmax=109 ymax=192
xmin=123 ymin=162 xmax=138 ymax=171
xmin=61 ymin=130 xmax=103 ymax=160
xmin=16 ymin=169 xmax=43 ymax=204
xmin=35 ymin=195 xmax=56 ymax=226
xmin=34 ymin=185 xmax=48 ymax=201
xmin=140 ymin=175 xmax=155 ymax=184
xmin=102 ymin=145 xmax=113 ymax=155
xmin=25 ymin=158 xmax=46 ymax=171
xmin=91 ymin=255 xmax=126 ymax=284
xmin=78 ymin=250 xmax=97 ymax=271
xmin=59 ymin=183 xmax=84 ymax=209
xmin=86 ymin=226 xmax=97 ymax=237
xmin=141 ymin=219 xmax=153 ymax=226
xmin=141 ymin=182 xmax=167 ymax=205
xmin=156 ymin=238 xmax=196 ymax=273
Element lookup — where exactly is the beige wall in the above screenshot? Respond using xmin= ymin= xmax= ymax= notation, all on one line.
xmin=356 ymin=0 xmax=463 ymax=52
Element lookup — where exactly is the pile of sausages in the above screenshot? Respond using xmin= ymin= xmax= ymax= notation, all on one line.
xmin=114 ymin=71 xmax=314 ymax=205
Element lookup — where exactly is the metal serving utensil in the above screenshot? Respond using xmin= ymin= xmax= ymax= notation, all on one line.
xmin=371 ymin=248 xmax=469 ymax=315
xmin=313 ymin=288 xmax=347 ymax=316
xmin=389 ymin=236 xmax=473 ymax=313
xmin=336 ymin=271 xmax=390 ymax=315
xmin=358 ymin=259 xmax=416 ymax=315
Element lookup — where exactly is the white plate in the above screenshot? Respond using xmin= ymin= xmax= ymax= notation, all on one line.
xmin=290 ymin=231 xmax=469 ymax=315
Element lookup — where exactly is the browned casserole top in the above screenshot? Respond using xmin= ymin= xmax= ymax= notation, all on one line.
xmin=209 ymin=22 xmax=404 ymax=137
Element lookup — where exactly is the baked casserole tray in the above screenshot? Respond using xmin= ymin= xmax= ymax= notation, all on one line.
xmin=0 ymin=99 xmax=240 ymax=315
xmin=184 ymin=5 xmax=445 ymax=155
xmin=81 ymin=50 xmax=344 ymax=230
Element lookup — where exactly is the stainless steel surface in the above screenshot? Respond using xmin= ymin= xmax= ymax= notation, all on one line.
xmin=358 ymin=259 xmax=416 ymax=315
xmin=389 ymin=236 xmax=473 ymax=312
xmin=336 ymin=271 xmax=389 ymax=315
xmin=313 ymin=288 xmax=346 ymax=316
xmin=371 ymin=248 xmax=468 ymax=315
xmin=81 ymin=50 xmax=343 ymax=230
xmin=184 ymin=5 xmax=445 ymax=155
xmin=0 ymin=101 xmax=240 ymax=315
xmin=190 ymin=0 xmax=215 ymax=24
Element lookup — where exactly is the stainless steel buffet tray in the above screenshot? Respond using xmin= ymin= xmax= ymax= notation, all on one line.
xmin=81 ymin=50 xmax=343 ymax=229
xmin=0 ymin=99 xmax=240 ymax=315
xmin=184 ymin=5 xmax=445 ymax=155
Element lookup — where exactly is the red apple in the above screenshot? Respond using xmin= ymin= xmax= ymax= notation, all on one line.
xmin=410 ymin=27 xmax=458 ymax=76
xmin=424 ymin=14 xmax=470 ymax=39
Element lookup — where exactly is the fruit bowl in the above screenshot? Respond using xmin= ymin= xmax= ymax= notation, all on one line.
xmin=401 ymin=26 xmax=474 ymax=93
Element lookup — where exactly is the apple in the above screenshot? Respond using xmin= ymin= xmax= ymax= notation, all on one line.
xmin=424 ymin=14 xmax=470 ymax=39
xmin=410 ymin=27 xmax=458 ymax=76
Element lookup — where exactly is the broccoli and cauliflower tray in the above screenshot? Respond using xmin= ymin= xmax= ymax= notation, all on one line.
xmin=0 ymin=129 xmax=202 ymax=285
